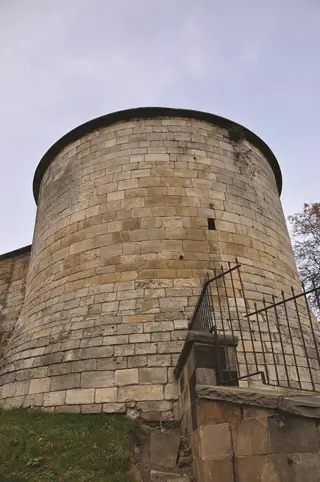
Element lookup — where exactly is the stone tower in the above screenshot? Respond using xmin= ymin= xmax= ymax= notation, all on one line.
xmin=0 ymin=107 xmax=302 ymax=417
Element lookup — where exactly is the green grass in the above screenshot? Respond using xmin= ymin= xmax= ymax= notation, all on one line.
xmin=0 ymin=409 xmax=140 ymax=482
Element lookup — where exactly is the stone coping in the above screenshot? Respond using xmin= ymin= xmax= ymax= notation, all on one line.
xmin=33 ymin=106 xmax=282 ymax=203
xmin=0 ymin=244 xmax=31 ymax=261
xmin=173 ymin=331 xmax=238 ymax=379
xmin=196 ymin=384 xmax=320 ymax=419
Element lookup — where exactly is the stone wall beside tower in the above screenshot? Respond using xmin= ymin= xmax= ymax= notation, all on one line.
xmin=0 ymin=108 xmax=301 ymax=418
xmin=0 ymin=246 xmax=31 ymax=357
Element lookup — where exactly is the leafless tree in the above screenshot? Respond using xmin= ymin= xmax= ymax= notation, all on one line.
xmin=288 ymin=203 xmax=320 ymax=316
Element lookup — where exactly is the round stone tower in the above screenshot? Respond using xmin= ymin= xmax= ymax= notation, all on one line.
xmin=0 ymin=107 xmax=302 ymax=417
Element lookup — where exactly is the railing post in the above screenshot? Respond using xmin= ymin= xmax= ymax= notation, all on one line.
xmin=174 ymin=331 xmax=238 ymax=435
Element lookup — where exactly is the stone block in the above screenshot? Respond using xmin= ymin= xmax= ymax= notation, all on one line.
xmin=80 ymin=336 xmax=103 ymax=348
xmin=29 ymin=377 xmax=51 ymax=394
xmin=15 ymin=380 xmax=30 ymax=396
xmin=235 ymin=454 xmax=294 ymax=482
xmin=81 ymin=371 xmax=114 ymax=388
xmin=2 ymin=382 xmax=17 ymax=399
xmin=242 ymin=406 xmax=276 ymax=419
xmin=43 ymin=391 xmax=66 ymax=406
xmin=82 ymin=346 xmax=113 ymax=359
xmin=114 ymin=344 xmax=135 ymax=356
xmin=151 ymin=332 xmax=171 ymax=342
xmin=117 ymin=323 xmax=144 ymax=335
xmin=118 ymin=178 xmax=138 ymax=190
xmin=174 ymin=320 xmax=189 ymax=330
xmin=95 ymin=387 xmax=118 ymax=403
xmin=118 ymin=385 xmax=164 ymax=402
xmin=66 ymin=388 xmax=95 ymax=404
xmin=135 ymin=343 xmax=157 ymax=355
xmin=128 ymin=356 xmax=147 ymax=368
xmin=144 ymin=288 xmax=166 ymax=299
xmin=136 ymin=400 xmax=172 ymax=413
xmin=268 ymin=414 xmax=318 ymax=454
xmin=193 ymin=458 xmax=234 ymax=482
xmin=3 ymin=397 xmax=24 ymax=409
xmin=123 ymin=315 xmax=154 ymax=323
xmin=144 ymin=321 xmax=174 ymax=333
xmin=81 ymin=404 xmax=103 ymax=413
xmin=150 ymin=471 xmax=190 ymax=481
xmin=137 ymin=298 xmax=159 ymax=313
xmin=119 ymin=299 xmax=136 ymax=310
xmin=47 ymin=362 xmax=72 ymax=376
xmin=101 ymin=301 xmax=119 ymax=312
xmin=103 ymin=335 xmax=129 ymax=345
xmin=167 ymin=368 xmax=176 ymax=383
xmin=97 ymin=357 xmax=127 ymax=370
xmin=56 ymin=405 xmax=81 ymax=413
xmin=195 ymin=367 xmax=217 ymax=385
xmin=164 ymin=383 xmax=179 ymax=400
xmin=148 ymin=355 xmax=172 ymax=367
xmin=199 ymin=423 xmax=232 ymax=460
xmin=291 ymin=453 xmax=320 ymax=482
xmin=197 ymin=399 xmax=241 ymax=427
xmin=120 ymin=270 xmax=138 ymax=281
xmin=231 ymin=417 xmax=271 ymax=456
xmin=150 ymin=430 xmax=181 ymax=469
xmin=23 ymin=393 xmax=44 ymax=407
xmin=139 ymin=368 xmax=167 ymax=384
xmin=50 ymin=373 xmax=80 ymax=391
xmin=158 ymin=342 xmax=183 ymax=354
xmin=72 ymin=359 xmax=97 ymax=372
xmin=130 ymin=334 xmax=151 ymax=343
xmin=103 ymin=403 xmax=126 ymax=413
xmin=115 ymin=369 xmax=139 ymax=386
xmin=64 ymin=349 xmax=83 ymax=362
xmin=117 ymin=289 xmax=140 ymax=301
xmin=114 ymin=280 xmax=134 ymax=291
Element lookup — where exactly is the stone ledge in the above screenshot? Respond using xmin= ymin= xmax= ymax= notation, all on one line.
xmin=196 ymin=385 xmax=320 ymax=419
xmin=0 ymin=244 xmax=31 ymax=261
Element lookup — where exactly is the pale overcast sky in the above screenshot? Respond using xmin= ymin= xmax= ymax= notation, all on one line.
xmin=0 ymin=0 xmax=319 ymax=253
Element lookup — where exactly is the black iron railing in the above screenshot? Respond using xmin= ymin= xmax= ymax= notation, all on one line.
xmin=189 ymin=265 xmax=241 ymax=333
xmin=189 ymin=262 xmax=320 ymax=392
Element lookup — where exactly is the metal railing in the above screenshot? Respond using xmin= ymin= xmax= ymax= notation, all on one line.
xmin=189 ymin=262 xmax=320 ymax=392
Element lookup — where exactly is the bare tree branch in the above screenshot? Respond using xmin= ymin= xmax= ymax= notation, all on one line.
xmin=288 ymin=203 xmax=320 ymax=317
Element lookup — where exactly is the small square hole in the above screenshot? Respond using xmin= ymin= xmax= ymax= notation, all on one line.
xmin=207 ymin=218 xmax=216 ymax=230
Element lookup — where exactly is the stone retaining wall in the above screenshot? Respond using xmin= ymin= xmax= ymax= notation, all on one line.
xmin=188 ymin=387 xmax=320 ymax=482
xmin=176 ymin=330 xmax=320 ymax=481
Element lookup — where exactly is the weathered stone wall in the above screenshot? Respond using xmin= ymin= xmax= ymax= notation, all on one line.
xmin=0 ymin=247 xmax=30 ymax=357
xmin=189 ymin=392 xmax=320 ymax=482
xmin=0 ymin=112 xmax=302 ymax=416
xmin=177 ymin=332 xmax=320 ymax=481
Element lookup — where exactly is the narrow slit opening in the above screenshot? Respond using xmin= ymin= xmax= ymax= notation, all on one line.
xmin=207 ymin=218 xmax=216 ymax=231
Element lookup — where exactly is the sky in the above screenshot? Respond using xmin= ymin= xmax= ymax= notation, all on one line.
xmin=0 ymin=0 xmax=319 ymax=254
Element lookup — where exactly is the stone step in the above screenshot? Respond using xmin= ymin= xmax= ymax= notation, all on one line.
xmin=150 ymin=430 xmax=181 ymax=470
xmin=137 ymin=424 xmax=193 ymax=481
xmin=150 ymin=470 xmax=190 ymax=481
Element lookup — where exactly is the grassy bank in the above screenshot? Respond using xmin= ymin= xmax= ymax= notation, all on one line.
xmin=0 ymin=409 xmax=139 ymax=482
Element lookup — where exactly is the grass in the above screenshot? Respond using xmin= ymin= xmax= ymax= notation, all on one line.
xmin=0 ymin=409 xmax=140 ymax=482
